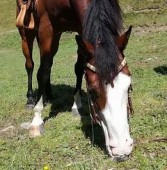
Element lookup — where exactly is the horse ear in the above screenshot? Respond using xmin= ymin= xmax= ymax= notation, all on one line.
xmin=116 ymin=25 xmax=132 ymax=52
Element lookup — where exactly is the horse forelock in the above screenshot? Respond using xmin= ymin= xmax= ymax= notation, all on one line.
xmin=83 ymin=0 xmax=123 ymax=82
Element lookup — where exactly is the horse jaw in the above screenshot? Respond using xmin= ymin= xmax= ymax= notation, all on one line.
xmin=100 ymin=72 xmax=133 ymax=159
xmin=29 ymin=96 xmax=44 ymax=137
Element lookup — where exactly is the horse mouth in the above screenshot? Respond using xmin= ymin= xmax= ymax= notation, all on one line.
xmin=109 ymin=144 xmax=132 ymax=162
xmin=113 ymin=154 xmax=130 ymax=162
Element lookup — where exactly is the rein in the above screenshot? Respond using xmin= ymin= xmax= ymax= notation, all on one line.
xmin=85 ymin=80 xmax=101 ymax=125
xmin=85 ymin=58 xmax=134 ymax=124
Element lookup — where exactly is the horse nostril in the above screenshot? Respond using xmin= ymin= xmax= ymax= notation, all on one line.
xmin=126 ymin=139 xmax=133 ymax=147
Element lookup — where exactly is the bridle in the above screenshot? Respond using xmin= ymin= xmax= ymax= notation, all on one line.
xmin=86 ymin=57 xmax=127 ymax=74
xmin=85 ymin=58 xmax=134 ymax=124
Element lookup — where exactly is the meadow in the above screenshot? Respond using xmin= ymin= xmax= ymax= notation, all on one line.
xmin=0 ymin=0 xmax=167 ymax=169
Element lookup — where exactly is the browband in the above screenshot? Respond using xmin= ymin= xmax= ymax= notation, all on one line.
xmin=86 ymin=58 xmax=127 ymax=73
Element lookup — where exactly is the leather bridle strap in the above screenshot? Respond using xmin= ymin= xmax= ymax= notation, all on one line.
xmin=128 ymin=84 xmax=134 ymax=116
xmin=118 ymin=58 xmax=127 ymax=73
xmin=86 ymin=58 xmax=126 ymax=74
xmin=85 ymin=58 xmax=133 ymax=124
xmin=85 ymin=77 xmax=101 ymax=125
xmin=86 ymin=63 xmax=96 ymax=73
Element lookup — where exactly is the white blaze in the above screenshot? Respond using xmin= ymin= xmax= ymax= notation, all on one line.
xmin=101 ymin=72 xmax=133 ymax=157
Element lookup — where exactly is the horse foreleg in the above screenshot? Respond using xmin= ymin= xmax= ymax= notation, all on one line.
xmin=37 ymin=28 xmax=61 ymax=102
xmin=20 ymin=29 xmax=36 ymax=109
xmin=72 ymin=35 xmax=85 ymax=116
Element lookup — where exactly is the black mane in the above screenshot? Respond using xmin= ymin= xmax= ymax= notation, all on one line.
xmin=83 ymin=0 xmax=123 ymax=82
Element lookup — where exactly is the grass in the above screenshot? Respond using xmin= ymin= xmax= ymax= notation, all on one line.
xmin=0 ymin=0 xmax=16 ymax=32
xmin=0 ymin=0 xmax=167 ymax=169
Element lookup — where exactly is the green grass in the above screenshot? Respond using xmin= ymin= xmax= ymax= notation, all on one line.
xmin=0 ymin=0 xmax=16 ymax=32
xmin=120 ymin=0 xmax=167 ymax=12
xmin=0 ymin=0 xmax=167 ymax=169
xmin=120 ymin=0 xmax=167 ymax=27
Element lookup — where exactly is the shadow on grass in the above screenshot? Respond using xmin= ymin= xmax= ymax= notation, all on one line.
xmin=41 ymin=83 xmax=105 ymax=153
xmin=46 ymin=84 xmax=75 ymax=120
xmin=154 ymin=65 xmax=167 ymax=75
xmin=80 ymin=116 xmax=105 ymax=151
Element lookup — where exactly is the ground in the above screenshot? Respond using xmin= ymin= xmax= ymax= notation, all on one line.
xmin=0 ymin=0 xmax=167 ymax=169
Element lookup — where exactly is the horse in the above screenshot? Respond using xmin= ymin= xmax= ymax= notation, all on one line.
xmin=16 ymin=0 xmax=134 ymax=161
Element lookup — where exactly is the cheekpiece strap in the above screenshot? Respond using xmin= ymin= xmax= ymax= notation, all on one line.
xmin=86 ymin=63 xmax=96 ymax=72
xmin=118 ymin=58 xmax=127 ymax=73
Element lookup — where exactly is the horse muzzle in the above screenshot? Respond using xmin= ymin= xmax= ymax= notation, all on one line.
xmin=113 ymin=154 xmax=130 ymax=162
xmin=109 ymin=138 xmax=134 ymax=161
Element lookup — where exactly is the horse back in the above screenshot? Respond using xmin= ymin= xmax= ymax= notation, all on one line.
xmin=37 ymin=0 xmax=90 ymax=33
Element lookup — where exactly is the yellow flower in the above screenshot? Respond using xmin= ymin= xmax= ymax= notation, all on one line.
xmin=43 ymin=165 xmax=50 ymax=170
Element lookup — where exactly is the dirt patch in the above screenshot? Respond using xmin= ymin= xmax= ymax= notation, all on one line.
xmin=133 ymin=7 xmax=160 ymax=14
xmin=132 ymin=25 xmax=167 ymax=36
xmin=0 ymin=125 xmax=17 ymax=138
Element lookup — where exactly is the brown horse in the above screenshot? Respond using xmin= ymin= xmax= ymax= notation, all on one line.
xmin=16 ymin=0 xmax=133 ymax=161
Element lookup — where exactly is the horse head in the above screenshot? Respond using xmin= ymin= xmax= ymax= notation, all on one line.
xmin=77 ymin=26 xmax=133 ymax=161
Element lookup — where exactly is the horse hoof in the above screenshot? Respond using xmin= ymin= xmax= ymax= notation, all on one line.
xmin=26 ymin=97 xmax=36 ymax=109
xmin=25 ymin=104 xmax=35 ymax=110
xmin=72 ymin=108 xmax=81 ymax=116
xmin=29 ymin=123 xmax=44 ymax=137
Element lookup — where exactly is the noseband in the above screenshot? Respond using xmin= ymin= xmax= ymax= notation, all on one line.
xmin=85 ymin=58 xmax=133 ymax=124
